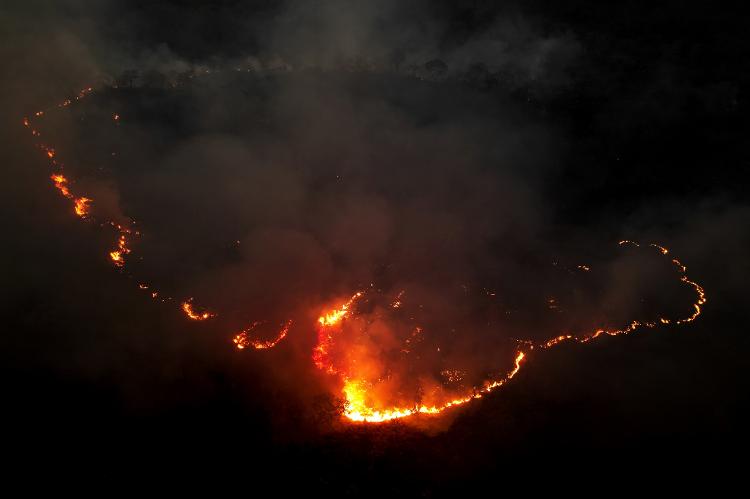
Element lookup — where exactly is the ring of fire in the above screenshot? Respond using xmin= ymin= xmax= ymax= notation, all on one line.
xmin=23 ymin=78 xmax=707 ymax=424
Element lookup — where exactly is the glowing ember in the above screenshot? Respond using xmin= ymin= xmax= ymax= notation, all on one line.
xmin=50 ymin=173 xmax=70 ymax=197
xmin=49 ymin=173 xmax=92 ymax=218
xmin=109 ymin=234 xmax=131 ymax=267
xmin=233 ymin=320 xmax=292 ymax=350
xmin=32 ymin=91 xmax=253 ymax=333
xmin=25 ymin=81 xmax=709 ymax=426
xmin=313 ymin=243 xmax=707 ymax=423
xmin=318 ymin=291 xmax=363 ymax=327
xmin=313 ymin=291 xmax=363 ymax=373
xmin=73 ymin=197 xmax=91 ymax=217
xmin=337 ymin=352 xmax=527 ymax=423
xmin=181 ymin=300 xmax=215 ymax=321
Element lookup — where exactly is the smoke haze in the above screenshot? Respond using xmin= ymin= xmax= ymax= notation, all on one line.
xmin=1 ymin=0 xmax=748 ymax=491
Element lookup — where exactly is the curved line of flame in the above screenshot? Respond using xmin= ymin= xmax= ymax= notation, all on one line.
xmin=26 ymin=81 xmax=708 ymax=425
xmin=25 ymin=85 xmax=288 ymax=350
xmin=314 ymin=241 xmax=706 ymax=423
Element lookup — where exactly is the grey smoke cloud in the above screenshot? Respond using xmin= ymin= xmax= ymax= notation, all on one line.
xmin=0 ymin=0 xmax=745 ymax=433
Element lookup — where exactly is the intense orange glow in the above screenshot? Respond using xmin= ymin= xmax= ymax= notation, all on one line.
xmin=338 ymin=351 xmax=527 ymax=423
xmin=313 ymin=243 xmax=707 ymax=423
xmin=313 ymin=291 xmax=364 ymax=373
xmin=49 ymin=174 xmax=92 ymax=218
xmin=109 ymin=234 xmax=131 ymax=267
xmin=32 ymin=91 xmax=290 ymax=340
xmin=50 ymin=173 xmax=71 ymax=197
xmin=181 ymin=300 xmax=215 ymax=321
xmin=26 ymin=81 xmax=709 ymax=426
xmin=318 ymin=291 xmax=363 ymax=327
xmin=233 ymin=320 xmax=292 ymax=350
xmin=109 ymin=251 xmax=124 ymax=265
xmin=73 ymin=197 xmax=91 ymax=217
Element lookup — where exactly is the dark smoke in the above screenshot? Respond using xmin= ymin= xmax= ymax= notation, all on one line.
xmin=1 ymin=0 xmax=748 ymax=491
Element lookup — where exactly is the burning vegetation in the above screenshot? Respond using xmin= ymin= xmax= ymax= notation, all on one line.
xmin=311 ymin=239 xmax=705 ymax=423
xmin=23 ymin=76 xmax=707 ymax=426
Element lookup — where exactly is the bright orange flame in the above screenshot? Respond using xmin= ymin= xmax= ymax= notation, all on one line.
xmin=233 ymin=320 xmax=292 ymax=350
xmin=109 ymin=234 xmax=131 ymax=267
xmin=314 ymin=291 xmax=364 ymax=373
xmin=314 ymin=243 xmax=707 ymax=423
xmin=73 ymin=197 xmax=91 ymax=217
xmin=25 ymin=82 xmax=710 ymax=425
xmin=181 ymin=301 xmax=215 ymax=321
xmin=50 ymin=173 xmax=71 ymax=197
xmin=49 ymin=174 xmax=91 ymax=217
xmin=317 ymin=291 xmax=363 ymax=327
xmin=109 ymin=251 xmax=124 ymax=265
xmin=339 ymin=352 xmax=527 ymax=423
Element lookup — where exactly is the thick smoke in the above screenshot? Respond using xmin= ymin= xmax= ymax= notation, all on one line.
xmin=1 ymin=0 xmax=747 ymax=446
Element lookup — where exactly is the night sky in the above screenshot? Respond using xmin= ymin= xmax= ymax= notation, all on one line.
xmin=1 ymin=0 xmax=748 ymax=492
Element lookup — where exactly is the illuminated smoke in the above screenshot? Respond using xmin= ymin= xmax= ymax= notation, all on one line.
xmin=313 ymin=242 xmax=706 ymax=423
xmin=24 ymin=77 xmax=708 ymax=426
xmin=26 ymin=84 xmax=286 ymax=350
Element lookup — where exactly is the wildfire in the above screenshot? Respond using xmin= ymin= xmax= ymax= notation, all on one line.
xmin=338 ymin=352 xmax=527 ymax=423
xmin=51 ymin=173 xmax=70 ymax=196
xmin=313 ymin=243 xmax=707 ymax=423
xmin=181 ymin=300 xmax=215 ymax=321
xmin=32 ymin=88 xmax=263 ymax=333
xmin=74 ymin=197 xmax=91 ymax=217
xmin=109 ymin=234 xmax=131 ymax=267
xmin=49 ymin=173 xmax=92 ymax=218
xmin=233 ymin=320 xmax=292 ymax=350
xmin=26 ymin=79 xmax=709 ymax=426
xmin=314 ymin=291 xmax=363 ymax=373
xmin=318 ymin=291 xmax=363 ymax=327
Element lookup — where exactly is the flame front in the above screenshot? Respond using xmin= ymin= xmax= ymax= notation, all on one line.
xmin=50 ymin=173 xmax=91 ymax=218
xmin=29 ymin=89 xmax=285 ymax=352
xmin=108 ymin=231 xmax=135 ymax=268
xmin=314 ymin=242 xmax=707 ymax=423
xmin=181 ymin=300 xmax=215 ymax=321
xmin=314 ymin=291 xmax=363 ymax=374
xmin=233 ymin=320 xmax=292 ymax=350
xmin=337 ymin=352 xmax=527 ymax=423
xmin=26 ymin=80 xmax=708 ymax=426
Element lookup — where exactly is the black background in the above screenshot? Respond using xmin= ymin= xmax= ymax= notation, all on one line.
xmin=1 ymin=0 xmax=748 ymax=492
